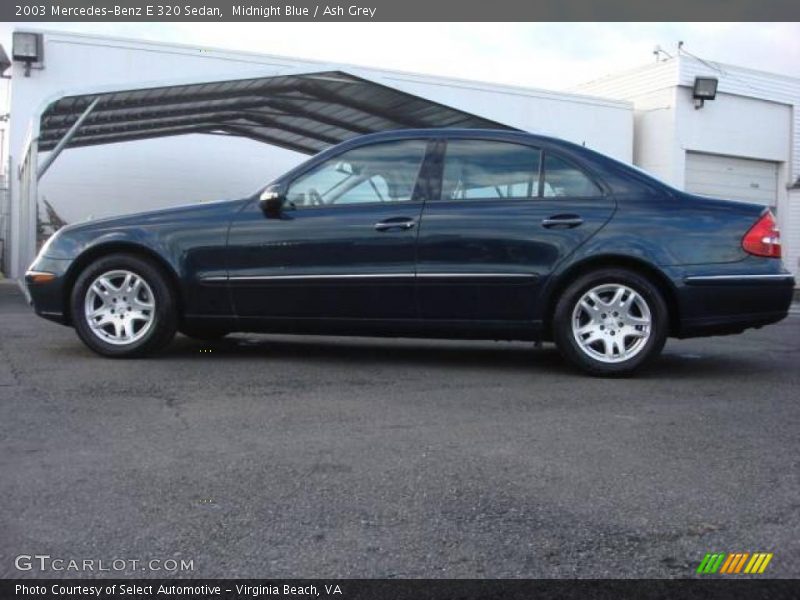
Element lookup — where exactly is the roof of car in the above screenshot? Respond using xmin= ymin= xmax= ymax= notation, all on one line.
xmin=325 ymin=128 xmax=589 ymax=159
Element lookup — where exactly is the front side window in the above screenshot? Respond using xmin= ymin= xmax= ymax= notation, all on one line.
xmin=286 ymin=140 xmax=428 ymax=207
xmin=542 ymin=154 xmax=602 ymax=198
xmin=440 ymin=140 xmax=541 ymax=201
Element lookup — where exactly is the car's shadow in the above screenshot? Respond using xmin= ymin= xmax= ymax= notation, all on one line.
xmin=165 ymin=333 xmax=565 ymax=373
xmin=154 ymin=334 xmax=781 ymax=380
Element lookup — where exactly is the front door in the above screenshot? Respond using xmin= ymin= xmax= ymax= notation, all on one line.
xmin=416 ymin=138 xmax=615 ymax=321
xmin=226 ymin=138 xmax=431 ymax=320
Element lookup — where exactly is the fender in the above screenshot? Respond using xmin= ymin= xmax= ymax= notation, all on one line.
xmin=43 ymin=200 xmax=245 ymax=318
xmin=539 ymin=252 xmax=681 ymax=336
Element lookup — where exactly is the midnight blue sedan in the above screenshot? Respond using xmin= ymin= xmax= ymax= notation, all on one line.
xmin=25 ymin=129 xmax=795 ymax=375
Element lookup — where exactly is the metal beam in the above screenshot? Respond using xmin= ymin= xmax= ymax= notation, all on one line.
xmin=44 ymin=81 xmax=316 ymax=115
xmin=254 ymin=97 xmax=373 ymax=134
xmin=238 ymin=111 xmax=342 ymax=145
xmin=298 ymin=78 xmax=512 ymax=130
xmin=39 ymin=111 xmax=243 ymax=144
xmin=39 ymin=126 xmax=217 ymax=150
xmin=41 ymin=98 xmax=290 ymax=126
xmin=40 ymin=109 xmax=344 ymax=149
xmin=221 ymin=124 xmax=321 ymax=155
xmin=43 ymin=93 xmax=309 ymax=120
xmin=37 ymin=97 xmax=100 ymax=180
xmin=296 ymin=80 xmax=424 ymax=128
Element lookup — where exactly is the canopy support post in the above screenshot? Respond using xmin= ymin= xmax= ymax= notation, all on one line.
xmin=37 ymin=97 xmax=100 ymax=181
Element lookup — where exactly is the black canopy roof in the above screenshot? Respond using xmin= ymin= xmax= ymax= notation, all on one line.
xmin=38 ymin=70 xmax=515 ymax=155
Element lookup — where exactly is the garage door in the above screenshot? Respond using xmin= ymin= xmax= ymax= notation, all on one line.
xmin=685 ymin=152 xmax=778 ymax=206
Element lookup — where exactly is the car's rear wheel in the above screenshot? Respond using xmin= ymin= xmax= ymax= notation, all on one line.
xmin=553 ymin=268 xmax=668 ymax=376
xmin=70 ymin=254 xmax=177 ymax=357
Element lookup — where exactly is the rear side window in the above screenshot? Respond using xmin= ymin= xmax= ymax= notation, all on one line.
xmin=542 ymin=154 xmax=602 ymax=198
xmin=440 ymin=140 xmax=541 ymax=201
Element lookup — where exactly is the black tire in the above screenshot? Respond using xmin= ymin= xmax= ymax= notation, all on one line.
xmin=552 ymin=268 xmax=669 ymax=376
xmin=179 ymin=327 xmax=229 ymax=341
xmin=70 ymin=253 xmax=178 ymax=357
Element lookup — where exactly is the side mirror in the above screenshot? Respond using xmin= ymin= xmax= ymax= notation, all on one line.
xmin=258 ymin=186 xmax=286 ymax=218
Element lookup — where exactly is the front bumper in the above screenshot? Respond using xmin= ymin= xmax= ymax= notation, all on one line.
xmin=24 ymin=256 xmax=73 ymax=325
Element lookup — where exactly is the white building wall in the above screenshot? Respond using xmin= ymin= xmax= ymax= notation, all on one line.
xmin=630 ymin=88 xmax=682 ymax=187
xmin=674 ymin=89 xmax=790 ymax=164
xmin=578 ymin=61 xmax=685 ymax=187
xmin=5 ymin=29 xmax=632 ymax=277
xmin=788 ymin=189 xmax=800 ymax=277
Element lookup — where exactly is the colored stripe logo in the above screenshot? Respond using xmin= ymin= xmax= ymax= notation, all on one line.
xmin=697 ymin=552 xmax=773 ymax=574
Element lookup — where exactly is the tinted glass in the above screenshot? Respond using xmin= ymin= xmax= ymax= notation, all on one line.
xmin=286 ymin=140 xmax=427 ymax=207
xmin=441 ymin=140 xmax=541 ymax=201
xmin=542 ymin=154 xmax=602 ymax=197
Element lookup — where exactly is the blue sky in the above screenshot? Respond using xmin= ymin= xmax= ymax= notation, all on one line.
xmin=0 ymin=22 xmax=798 ymax=91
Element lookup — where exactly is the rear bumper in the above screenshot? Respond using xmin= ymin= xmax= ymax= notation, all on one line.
xmin=676 ymin=272 xmax=794 ymax=338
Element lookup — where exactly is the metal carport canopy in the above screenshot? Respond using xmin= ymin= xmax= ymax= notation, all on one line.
xmin=37 ymin=70 xmax=515 ymax=157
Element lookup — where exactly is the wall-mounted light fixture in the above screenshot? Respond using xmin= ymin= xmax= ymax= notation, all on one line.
xmin=12 ymin=32 xmax=44 ymax=77
xmin=692 ymin=76 xmax=718 ymax=109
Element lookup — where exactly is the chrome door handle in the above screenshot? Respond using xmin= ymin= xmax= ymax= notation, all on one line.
xmin=541 ymin=215 xmax=584 ymax=229
xmin=375 ymin=218 xmax=417 ymax=232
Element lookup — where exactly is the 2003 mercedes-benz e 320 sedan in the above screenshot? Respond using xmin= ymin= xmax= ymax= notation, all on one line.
xmin=25 ymin=129 xmax=795 ymax=375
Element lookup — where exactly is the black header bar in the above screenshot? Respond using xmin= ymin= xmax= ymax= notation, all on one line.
xmin=4 ymin=0 xmax=799 ymax=22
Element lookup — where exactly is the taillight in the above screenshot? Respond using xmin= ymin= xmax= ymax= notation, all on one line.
xmin=742 ymin=210 xmax=781 ymax=258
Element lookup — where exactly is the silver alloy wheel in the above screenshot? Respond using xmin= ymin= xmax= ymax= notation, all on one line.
xmin=83 ymin=270 xmax=155 ymax=346
xmin=571 ymin=283 xmax=652 ymax=364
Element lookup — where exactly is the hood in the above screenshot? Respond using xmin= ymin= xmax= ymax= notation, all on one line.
xmin=59 ymin=198 xmax=250 ymax=235
xmin=41 ymin=197 xmax=251 ymax=260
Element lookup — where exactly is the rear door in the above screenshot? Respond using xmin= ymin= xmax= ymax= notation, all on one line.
xmin=416 ymin=138 xmax=615 ymax=321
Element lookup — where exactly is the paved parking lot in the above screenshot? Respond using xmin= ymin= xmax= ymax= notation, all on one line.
xmin=1 ymin=281 xmax=798 ymax=578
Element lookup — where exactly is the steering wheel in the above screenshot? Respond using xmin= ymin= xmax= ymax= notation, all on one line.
xmin=308 ymin=188 xmax=325 ymax=206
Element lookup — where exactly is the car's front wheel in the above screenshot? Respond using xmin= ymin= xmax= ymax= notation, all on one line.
xmin=70 ymin=254 xmax=177 ymax=357
xmin=552 ymin=268 xmax=668 ymax=376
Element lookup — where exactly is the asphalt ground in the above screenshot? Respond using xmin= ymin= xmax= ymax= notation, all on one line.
xmin=1 ymin=281 xmax=798 ymax=579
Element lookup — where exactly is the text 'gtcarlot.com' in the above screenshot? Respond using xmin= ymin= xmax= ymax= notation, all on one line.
xmin=14 ymin=553 xmax=194 ymax=572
